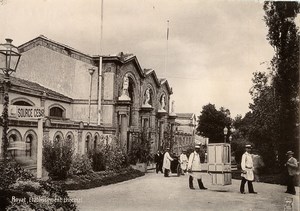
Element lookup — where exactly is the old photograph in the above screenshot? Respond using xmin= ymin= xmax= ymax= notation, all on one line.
xmin=0 ymin=0 xmax=299 ymax=210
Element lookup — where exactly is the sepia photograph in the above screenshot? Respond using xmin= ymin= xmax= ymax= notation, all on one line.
xmin=0 ymin=0 xmax=299 ymax=210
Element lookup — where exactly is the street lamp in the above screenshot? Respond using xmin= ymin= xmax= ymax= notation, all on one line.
xmin=223 ymin=127 xmax=228 ymax=143
xmin=0 ymin=38 xmax=21 ymax=162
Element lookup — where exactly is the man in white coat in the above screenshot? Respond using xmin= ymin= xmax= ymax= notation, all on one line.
xmin=240 ymin=145 xmax=257 ymax=194
xmin=187 ymin=145 xmax=207 ymax=190
xmin=163 ymin=148 xmax=174 ymax=177
xmin=180 ymin=150 xmax=188 ymax=175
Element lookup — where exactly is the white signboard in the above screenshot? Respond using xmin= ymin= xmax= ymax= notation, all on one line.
xmin=10 ymin=106 xmax=45 ymax=119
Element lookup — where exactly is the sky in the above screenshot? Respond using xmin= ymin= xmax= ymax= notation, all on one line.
xmin=0 ymin=0 xmax=278 ymax=118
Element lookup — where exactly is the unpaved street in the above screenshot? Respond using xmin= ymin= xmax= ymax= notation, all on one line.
xmin=69 ymin=170 xmax=299 ymax=211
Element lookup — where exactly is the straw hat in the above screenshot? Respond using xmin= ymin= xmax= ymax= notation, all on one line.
xmin=286 ymin=151 xmax=294 ymax=155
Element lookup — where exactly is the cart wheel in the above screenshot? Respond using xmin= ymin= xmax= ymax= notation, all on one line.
xmin=177 ymin=164 xmax=181 ymax=177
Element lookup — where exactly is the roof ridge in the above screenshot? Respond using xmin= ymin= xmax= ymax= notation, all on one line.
xmin=0 ymin=73 xmax=71 ymax=100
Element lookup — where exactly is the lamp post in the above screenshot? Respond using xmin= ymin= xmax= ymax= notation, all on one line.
xmin=223 ymin=127 xmax=228 ymax=143
xmin=0 ymin=38 xmax=21 ymax=162
xmin=88 ymin=68 xmax=95 ymax=125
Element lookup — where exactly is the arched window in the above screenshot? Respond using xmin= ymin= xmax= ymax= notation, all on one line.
xmin=94 ymin=136 xmax=98 ymax=150
xmin=13 ymin=101 xmax=32 ymax=106
xmin=85 ymin=135 xmax=91 ymax=153
xmin=25 ymin=135 xmax=33 ymax=157
xmin=67 ymin=134 xmax=72 ymax=142
xmin=8 ymin=134 xmax=17 ymax=157
xmin=12 ymin=98 xmax=34 ymax=106
xmin=50 ymin=107 xmax=64 ymax=118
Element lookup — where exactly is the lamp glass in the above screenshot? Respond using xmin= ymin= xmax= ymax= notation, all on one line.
xmin=0 ymin=52 xmax=6 ymax=70
xmin=0 ymin=39 xmax=21 ymax=74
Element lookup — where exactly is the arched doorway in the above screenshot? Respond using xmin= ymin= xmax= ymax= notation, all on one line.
xmin=7 ymin=129 xmax=22 ymax=158
xmin=23 ymin=130 xmax=38 ymax=163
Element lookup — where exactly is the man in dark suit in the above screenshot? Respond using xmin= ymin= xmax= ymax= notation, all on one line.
xmin=154 ymin=150 xmax=163 ymax=173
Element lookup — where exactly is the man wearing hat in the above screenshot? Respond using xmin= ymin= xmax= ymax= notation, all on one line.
xmin=180 ymin=150 xmax=188 ymax=175
xmin=240 ymin=144 xmax=257 ymax=194
xmin=163 ymin=147 xmax=174 ymax=177
xmin=187 ymin=145 xmax=207 ymax=190
xmin=285 ymin=151 xmax=298 ymax=195
xmin=154 ymin=150 xmax=163 ymax=174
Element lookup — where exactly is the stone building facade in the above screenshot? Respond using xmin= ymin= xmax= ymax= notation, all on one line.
xmin=0 ymin=35 xmax=175 ymax=169
xmin=172 ymin=113 xmax=197 ymax=155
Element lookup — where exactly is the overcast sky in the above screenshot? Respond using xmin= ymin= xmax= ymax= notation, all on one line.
xmin=0 ymin=0 xmax=278 ymax=117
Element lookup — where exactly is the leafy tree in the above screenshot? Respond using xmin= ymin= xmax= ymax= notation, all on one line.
xmin=263 ymin=1 xmax=300 ymax=162
xmin=196 ymin=103 xmax=232 ymax=143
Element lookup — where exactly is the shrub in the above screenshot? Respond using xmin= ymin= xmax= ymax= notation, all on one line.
xmin=104 ymin=141 xmax=129 ymax=171
xmin=69 ymin=154 xmax=93 ymax=175
xmin=6 ymin=180 xmax=77 ymax=210
xmin=0 ymin=162 xmax=34 ymax=189
xmin=88 ymin=148 xmax=106 ymax=171
xmin=0 ymin=162 xmax=77 ymax=210
xmin=43 ymin=139 xmax=74 ymax=180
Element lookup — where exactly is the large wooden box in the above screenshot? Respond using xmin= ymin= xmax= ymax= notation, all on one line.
xmin=207 ymin=143 xmax=232 ymax=185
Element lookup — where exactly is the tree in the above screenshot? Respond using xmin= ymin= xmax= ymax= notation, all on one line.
xmin=264 ymin=1 xmax=300 ymax=162
xmin=196 ymin=103 xmax=232 ymax=143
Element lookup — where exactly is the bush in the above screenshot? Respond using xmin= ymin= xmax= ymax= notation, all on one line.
xmin=0 ymin=162 xmax=34 ymax=189
xmin=88 ymin=148 xmax=106 ymax=171
xmin=104 ymin=143 xmax=129 ymax=171
xmin=57 ymin=167 xmax=145 ymax=190
xmin=6 ymin=180 xmax=77 ymax=210
xmin=43 ymin=139 xmax=74 ymax=180
xmin=69 ymin=154 xmax=93 ymax=175
xmin=0 ymin=162 xmax=77 ymax=210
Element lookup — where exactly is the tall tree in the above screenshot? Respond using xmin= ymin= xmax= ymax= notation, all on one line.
xmin=264 ymin=1 xmax=300 ymax=162
xmin=196 ymin=103 xmax=232 ymax=143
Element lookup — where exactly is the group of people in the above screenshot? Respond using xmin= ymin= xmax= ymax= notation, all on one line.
xmin=155 ymin=144 xmax=298 ymax=195
xmin=240 ymin=145 xmax=298 ymax=195
xmin=154 ymin=147 xmax=174 ymax=177
xmin=154 ymin=145 xmax=207 ymax=190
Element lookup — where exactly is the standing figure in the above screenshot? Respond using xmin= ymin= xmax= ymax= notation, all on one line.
xmin=240 ymin=145 xmax=257 ymax=194
xmin=154 ymin=150 xmax=163 ymax=174
xmin=162 ymin=148 xmax=173 ymax=177
xmin=180 ymin=150 xmax=188 ymax=175
xmin=160 ymin=95 xmax=166 ymax=110
xmin=285 ymin=151 xmax=298 ymax=195
xmin=187 ymin=145 xmax=207 ymax=190
xmin=122 ymin=73 xmax=129 ymax=96
xmin=144 ymin=88 xmax=151 ymax=106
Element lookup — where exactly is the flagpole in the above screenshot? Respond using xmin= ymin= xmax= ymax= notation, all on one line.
xmin=164 ymin=20 xmax=169 ymax=78
xmin=98 ymin=0 xmax=104 ymax=125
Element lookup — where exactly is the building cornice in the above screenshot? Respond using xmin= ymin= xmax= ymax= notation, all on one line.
xmin=19 ymin=35 xmax=95 ymax=65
